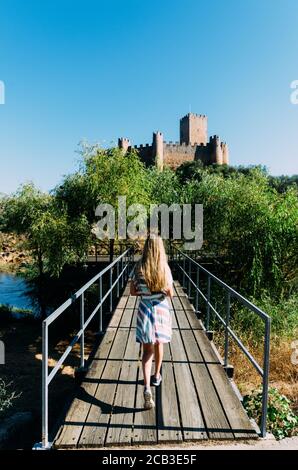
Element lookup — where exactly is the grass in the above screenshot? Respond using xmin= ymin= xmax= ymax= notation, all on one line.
xmin=0 ymin=304 xmax=35 ymax=324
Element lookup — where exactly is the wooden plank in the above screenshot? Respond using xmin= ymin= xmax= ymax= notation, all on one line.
xmin=172 ymin=296 xmax=183 ymax=311
xmin=163 ymin=343 xmax=171 ymax=362
xmin=78 ymin=329 xmax=130 ymax=447
xmin=169 ymin=328 xmax=207 ymax=440
xmin=193 ymin=329 xmax=221 ymax=364
xmin=126 ymin=296 xmax=136 ymax=309
xmin=181 ymin=330 xmax=232 ymax=439
xmin=131 ymin=308 xmax=137 ymax=329
xmin=170 ymin=329 xmax=187 ymax=362
xmin=105 ymin=331 xmax=140 ymax=446
xmin=119 ymin=308 xmax=134 ymax=328
xmin=175 ymin=308 xmax=191 ymax=330
xmin=175 ymin=286 xmax=187 ymax=297
xmin=78 ymin=360 xmax=123 ymax=447
xmin=123 ymin=283 xmax=130 ymax=296
xmin=179 ymin=295 xmax=195 ymax=311
xmin=172 ymin=362 xmax=207 ymax=441
xmin=132 ymin=377 xmax=157 ymax=444
xmin=193 ymin=330 xmax=257 ymax=439
xmin=116 ymin=296 xmax=128 ymax=309
xmin=108 ymin=308 xmax=124 ymax=329
xmin=171 ymin=305 xmax=178 ymax=329
xmin=156 ymin=362 xmax=183 ymax=443
xmin=207 ymin=364 xmax=257 ymax=439
xmin=54 ymin=329 xmax=116 ymax=448
xmin=183 ymin=309 xmax=203 ymax=330
xmin=108 ymin=329 xmax=130 ymax=360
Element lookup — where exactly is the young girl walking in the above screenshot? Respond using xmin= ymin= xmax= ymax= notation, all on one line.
xmin=130 ymin=235 xmax=174 ymax=409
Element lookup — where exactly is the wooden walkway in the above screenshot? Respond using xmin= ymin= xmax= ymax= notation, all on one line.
xmin=54 ymin=280 xmax=257 ymax=448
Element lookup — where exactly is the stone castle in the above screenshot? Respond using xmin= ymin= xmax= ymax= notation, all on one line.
xmin=118 ymin=113 xmax=229 ymax=170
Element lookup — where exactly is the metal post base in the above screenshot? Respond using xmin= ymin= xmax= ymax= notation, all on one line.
xmin=32 ymin=441 xmax=53 ymax=450
xmin=95 ymin=331 xmax=105 ymax=337
xmin=224 ymin=364 xmax=234 ymax=379
xmin=206 ymin=330 xmax=214 ymax=341
xmin=74 ymin=365 xmax=89 ymax=382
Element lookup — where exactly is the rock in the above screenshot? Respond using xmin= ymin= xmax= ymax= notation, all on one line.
xmin=0 ymin=412 xmax=34 ymax=448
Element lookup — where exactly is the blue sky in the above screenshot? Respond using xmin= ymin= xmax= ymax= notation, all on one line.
xmin=0 ymin=0 xmax=297 ymax=194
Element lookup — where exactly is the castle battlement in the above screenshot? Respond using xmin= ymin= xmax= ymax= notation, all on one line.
xmin=118 ymin=113 xmax=229 ymax=169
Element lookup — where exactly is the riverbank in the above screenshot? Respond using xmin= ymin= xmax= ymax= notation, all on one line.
xmin=0 ymin=232 xmax=31 ymax=273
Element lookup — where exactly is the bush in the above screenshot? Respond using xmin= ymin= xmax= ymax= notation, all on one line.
xmin=231 ymin=293 xmax=298 ymax=343
xmin=0 ymin=379 xmax=20 ymax=415
xmin=243 ymin=387 xmax=298 ymax=439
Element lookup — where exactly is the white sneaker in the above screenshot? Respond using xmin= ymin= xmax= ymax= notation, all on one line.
xmin=143 ymin=390 xmax=155 ymax=410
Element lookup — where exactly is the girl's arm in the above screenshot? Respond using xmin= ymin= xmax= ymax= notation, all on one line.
xmin=130 ymin=279 xmax=138 ymax=296
xmin=165 ymin=285 xmax=174 ymax=298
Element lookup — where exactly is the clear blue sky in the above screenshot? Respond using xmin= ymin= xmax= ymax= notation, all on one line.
xmin=0 ymin=0 xmax=297 ymax=194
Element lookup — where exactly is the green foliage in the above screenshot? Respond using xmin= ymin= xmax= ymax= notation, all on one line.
xmin=1 ymin=183 xmax=91 ymax=277
xmin=268 ymin=174 xmax=298 ymax=193
xmin=231 ymin=293 xmax=298 ymax=344
xmin=0 ymin=379 xmax=20 ymax=415
xmin=81 ymin=144 xmax=150 ymax=211
xmin=147 ymin=167 xmax=182 ymax=205
xmin=243 ymin=387 xmax=298 ymax=439
xmin=181 ymin=168 xmax=298 ymax=298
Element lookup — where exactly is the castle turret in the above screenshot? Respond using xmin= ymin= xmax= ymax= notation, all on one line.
xmin=209 ymin=135 xmax=223 ymax=164
xmin=152 ymin=131 xmax=164 ymax=170
xmin=221 ymin=142 xmax=229 ymax=165
xmin=118 ymin=137 xmax=131 ymax=154
xmin=180 ymin=113 xmax=207 ymax=145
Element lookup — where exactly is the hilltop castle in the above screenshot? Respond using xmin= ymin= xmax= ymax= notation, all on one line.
xmin=118 ymin=113 xmax=229 ymax=170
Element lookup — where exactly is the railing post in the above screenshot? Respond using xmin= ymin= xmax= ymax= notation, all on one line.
xmin=80 ymin=293 xmax=85 ymax=368
xmin=260 ymin=317 xmax=271 ymax=437
xmin=206 ymin=275 xmax=211 ymax=332
xmin=121 ymin=254 xmax=124 ymax=288
xmin=110 ymin=268 xmax=113 ymax=312
xmin=183 ymin=256 xmax=186 ymax=288
xmin=195 ymin=266 xmax=199 ymax=314
xmin=224 ymin=291 xmax=231 ymax=367
xmin=116 ymin=259 xmax=120 ymax=297
xmin=42 ymin=321 xmax=49 ymax=449
xmin=188 ymin=258 xmax=191 ymax=298
xmin=99 ymin=276 xmax=103 ymax=333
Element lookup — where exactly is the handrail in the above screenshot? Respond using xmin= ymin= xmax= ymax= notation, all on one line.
xmin=37 ymin=246 xmax=134 ymax=449
xmin=170 ymin=245 xmax=271 ymax=438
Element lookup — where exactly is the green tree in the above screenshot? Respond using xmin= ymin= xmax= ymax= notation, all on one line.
xmin=1 ymin=183 xmax=91 ymax=277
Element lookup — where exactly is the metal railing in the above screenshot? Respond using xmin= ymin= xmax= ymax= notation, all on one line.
xmin=36 ymin=247 xmax=134 ymax=449
xmin=170 ymin=246 xmax=271 ymax=438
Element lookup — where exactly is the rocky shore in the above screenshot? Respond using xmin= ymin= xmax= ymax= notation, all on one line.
xmin=0 ymin=233 xmax=30 ymax=271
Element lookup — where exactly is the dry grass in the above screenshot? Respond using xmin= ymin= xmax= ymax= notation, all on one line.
xmin=214 ymin=334 xmax=298 ymax=412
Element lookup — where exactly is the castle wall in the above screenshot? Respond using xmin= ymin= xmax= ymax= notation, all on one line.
xmin=163 ymin=142 xmax=197 ymax=169
xmin=131 ymin=144 xmax=154 ymax=166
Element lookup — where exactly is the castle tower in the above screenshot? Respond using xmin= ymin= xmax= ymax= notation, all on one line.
xmin=180 ymin=113 xmax=207 ymax=146
xmin=221 ymin=142 xmax=229 ymax=165
xmin=209 ymin=135 xmax=223 ymax=164
xmin=118 ymin=137 xmax=131 ymax=154
xmin=152 ymin=131 xmax=164 ymax=170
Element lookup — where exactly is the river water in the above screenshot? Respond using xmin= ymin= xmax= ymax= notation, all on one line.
xmin=0 ymin=272 xmax=34 ymax=311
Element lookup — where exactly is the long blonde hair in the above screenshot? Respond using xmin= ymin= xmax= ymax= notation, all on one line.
xmin=139 ymin=235 xmax=168 ymax=292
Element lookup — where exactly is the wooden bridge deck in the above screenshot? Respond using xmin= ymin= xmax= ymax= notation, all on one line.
xmin=54 ymin=280 xmax=257 ymax=448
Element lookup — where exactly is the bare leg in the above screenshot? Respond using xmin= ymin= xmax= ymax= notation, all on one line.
xmin=142 ymin=344 xmax=154 ymax=388
xmin=154 ymin=343 xmax=163 ymax=378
